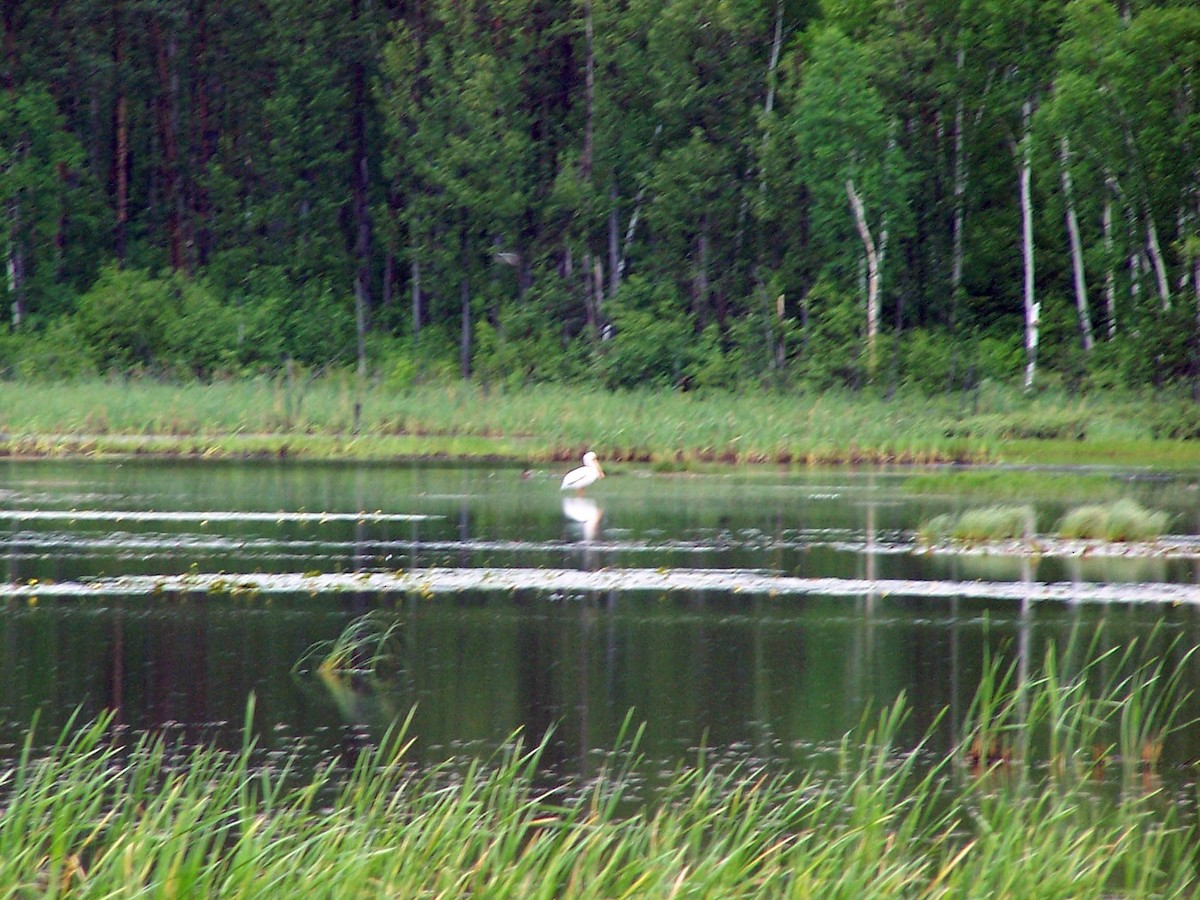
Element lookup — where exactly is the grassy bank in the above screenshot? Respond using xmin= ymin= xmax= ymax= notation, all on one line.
xmin=1 ymin=638 xmax=1194 ymax=897
xmin=0 ymin=376 xmax=1197 ymax=466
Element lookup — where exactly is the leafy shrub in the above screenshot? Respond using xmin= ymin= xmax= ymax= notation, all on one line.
xmin=76 ymin=265 xmax=249 ymax=377
xmin=1110 ymin=304 xmax=1197 ymax=388
xmin=7 ymin=318 xmax=97 ymax=380
xmin=245 ymin=276 xmax=355 ymax=367
xmin=601 ymin=277 xmax=697 ymax=389
xmin=75 ymin=265 xmax=180 ymax=372
xmin=472 ymin=303 xmax=574 ymax=389
xmin=899 ymin=329 xmax=955 ymax=393
xmin=1139 ymin=400 xmax=1200 ymax=440
xmin=798 ymin=279 xmax=864 ymax=389
xmin=161 ymin=278 xmax=242 ymax=376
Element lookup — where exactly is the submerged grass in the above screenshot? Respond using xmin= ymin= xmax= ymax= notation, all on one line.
xmin=1 ymin=376 xmax=1197 ymax=466
xmin=0 ymin=637 xmax=1194 ymax=897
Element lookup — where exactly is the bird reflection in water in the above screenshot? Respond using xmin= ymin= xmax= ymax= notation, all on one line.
xmin=562 ymin=496 xmax=603 ymax=542
xmin=562 ymin=496 xmax=604 ymax=571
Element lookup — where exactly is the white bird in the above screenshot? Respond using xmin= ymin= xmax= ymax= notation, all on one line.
xmin=560 ymin=451 xmax=605 ymax=494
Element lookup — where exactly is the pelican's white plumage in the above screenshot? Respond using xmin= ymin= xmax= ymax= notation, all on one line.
xmin=561 ymin=451 xmax=605 ymax=493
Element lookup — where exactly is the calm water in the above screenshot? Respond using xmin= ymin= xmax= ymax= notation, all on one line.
xmin=2 ymin=459 xmax=1199 ymax=777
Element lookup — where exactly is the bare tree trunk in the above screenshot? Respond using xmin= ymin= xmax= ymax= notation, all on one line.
xmin=764 ymin=0 xmax=783 ymax=119
xmin=593 ymin=256 xmax=604 ymax=324
xmin=1019 ymin=100 xmax=1038 ymax=392
xmin=192 ymin=0 xmax=216 ymax=266
xmin=460 ymin=273 xmax=471 ymax=380
xmin=3 ymin=1 xmax=24 ymax=328
xmin=1059 ymin=137 xmax=1094 ymax=351
xmin=580 ymin=0 xmax=594 ymax=184
xmin=1145 ymin=209 xmax=1170 ymax=308
xmin=583 ymin=251 xmax=598 ymax=334
xmin=6 ymin=199 xmax=24 ymax=329
xmin=694 ymin=214 xmax=710 ymax=324
xmin=352 ymin=149 xmax=371 ymax=379
xmin=951 ymin=48 xmax=966 ymax=321
xmin=1123 ymin=192 xmax=1144 ymax=305
xmin=150 ymin=18 xmax=185 ymax=271
xmin=617 ymin=184 xmax=645 ymax=283
xmin=846 ymin=178 xmax=879 ymax=379
xmin=410 ymin=254 xmax=421 ymax=341
xmin=460 ymin=230 xmax=471 ymax=380
xmin=1103 ymin=182 xmax=1117 ymax=338
xmin=113 ymin=0 xmax=128 ymax=266
xmin=607 ymin=180 xmax=619 ymax=300
xmin=351 ymin=0 xmax=372 ymax=379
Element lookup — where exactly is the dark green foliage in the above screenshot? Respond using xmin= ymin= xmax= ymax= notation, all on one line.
xmin=600 ymin=277 xmax=700 ymax=389
xmin=0 ymin=319 xmax=96 ymax=381
xmin=1139 ymin=400 xmax=1200 ymax=441
xmin=798 ymin=280 xmax=864 ymax=389
xmin=0 ymin=0 xmax=1197 ymax=392
xmin=75 ymin=267 xmax=181 ymax=373
xmin=76 ymin=267 xmax=253 ymax=377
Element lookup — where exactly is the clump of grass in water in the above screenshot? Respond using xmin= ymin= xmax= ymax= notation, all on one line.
xmin=918 ymin=504 xmax=1035 ymax=545
xmin=1057 ymin=499 xmax=1171 ymax=541
xmin=292 ymin=611 xmax=404 ymax=681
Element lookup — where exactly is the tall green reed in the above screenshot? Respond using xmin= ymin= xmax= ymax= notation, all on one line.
xmin=0 ymin=628 xmax=1194 ymax=896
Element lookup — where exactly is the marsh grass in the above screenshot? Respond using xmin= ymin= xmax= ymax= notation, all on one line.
xmin=0 ymin=636 xmax=1194 ymax=896
xmin=1057 ymin=499 xmax=1171 ymax=542
xmin=918 ymin=504 xmax=1036 ymax=545
xmin=1 ymin=377 xmax=1191 ymax=465
xmin=902 ymin=469 xmax=1134 ymax=502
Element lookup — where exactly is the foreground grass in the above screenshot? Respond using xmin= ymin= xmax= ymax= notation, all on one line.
xmin=1 ymin=639 xmax=1195 ymax=897
xmin=0 ymin=376 xmax=1196 ymax=466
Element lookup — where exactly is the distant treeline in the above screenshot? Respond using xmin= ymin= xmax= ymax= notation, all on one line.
xmin=1 ymin=0 xmax=1198 ymax=393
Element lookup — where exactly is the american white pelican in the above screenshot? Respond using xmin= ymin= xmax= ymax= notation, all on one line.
xmin=561 ymin=451 xmax=605 ymax=494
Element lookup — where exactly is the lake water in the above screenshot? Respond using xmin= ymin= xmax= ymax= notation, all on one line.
xmin=2 ymin=459 xmax=1199 ymax=781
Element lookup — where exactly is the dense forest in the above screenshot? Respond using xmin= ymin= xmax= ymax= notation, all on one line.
xmin=1 ymin=0 xmax=1198 ymax=394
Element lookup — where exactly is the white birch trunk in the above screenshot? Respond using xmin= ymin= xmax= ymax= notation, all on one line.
xmin=1058 ymin=137 xmax=1094 ymax=351
xmin=1145 ymin=210 xmax=1170 ymax=308
xmin=1123 ymin=194 xmax=1144 ymax=304
xmin=6 ymin=199 xmax=24 ymax=330
xmin=1019 ymin=100 xmax=1038 ymax=392
xmin=1103 ymin=181 xmax=1117 ymax=337
xmin=617 ymin=185 xmax=645 ymax=283
xmin=846 ymin=178 xmax=879 ymax=378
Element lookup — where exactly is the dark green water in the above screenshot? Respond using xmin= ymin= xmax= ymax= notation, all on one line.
xmin=2 ymin=459 xmax=1199 ymax=777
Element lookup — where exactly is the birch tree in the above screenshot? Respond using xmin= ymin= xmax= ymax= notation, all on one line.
xmin=0 ymin=85 xmax=85 ymax=329
xmin=971 ymin=0 xmax=1062 ymax=391
xmin=790 ymin=25 xmax=906 ymax=382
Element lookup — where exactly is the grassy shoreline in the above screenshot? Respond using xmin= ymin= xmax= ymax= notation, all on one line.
xmin=1 ymin=640 xmax=1194 ymax=897
xmin=1 ymin=377 xmax=1199 ymax=467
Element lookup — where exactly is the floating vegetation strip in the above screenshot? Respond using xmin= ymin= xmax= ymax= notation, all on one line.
xmin=6 ymin=567 xmax=1200 ymax=606
xmin=0 ymin=509 xmax=439 ymax=523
